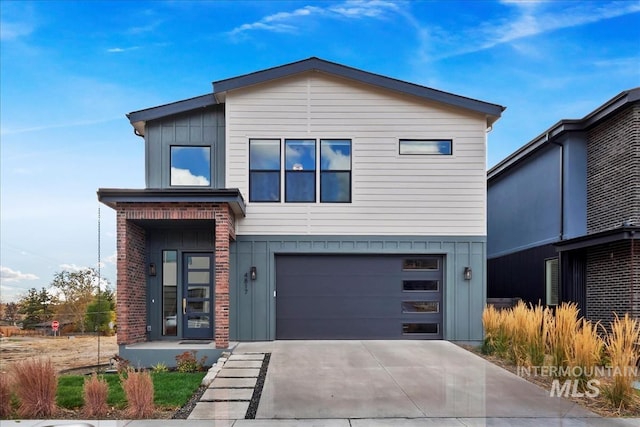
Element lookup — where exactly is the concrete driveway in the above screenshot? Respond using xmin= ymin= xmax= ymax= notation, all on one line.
xmin=231 ymin=340 xmax=635 ymax=425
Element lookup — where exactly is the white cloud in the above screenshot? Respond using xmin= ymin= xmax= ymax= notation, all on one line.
xmin=107 ymin=46 xmax=140 ymax=53
xmin=0 ymin=21 xmax=35 ymax=40
xmin=59 ymin=263 xmax=86 ymax=272
xmin=229 ymin=1 xmax=400 ymax=36
xmin=322 ymin=144 xmax=351 ymax=170
xmin=0 ymin=266 xmax=39 ymax=283
xmin=170 ymin=167 xmax=210 ymax=186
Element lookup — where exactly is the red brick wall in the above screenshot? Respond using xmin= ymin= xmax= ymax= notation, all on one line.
xmin=115 ymin=202 xmax=234 ymax=348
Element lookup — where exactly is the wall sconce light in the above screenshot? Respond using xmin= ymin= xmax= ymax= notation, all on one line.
xmin=250 ymin=266 xmax=257 ymax=281
xmin=149 ymin=263 xmax=157 ymax=277
xmin=463 ymin=267 xmax=472 ymax=281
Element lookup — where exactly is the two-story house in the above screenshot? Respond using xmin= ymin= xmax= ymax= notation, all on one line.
xmin=98 ymin=57 xmax=504 ymax=366
xmin=487 ymin=88 xmax=639 ymax=324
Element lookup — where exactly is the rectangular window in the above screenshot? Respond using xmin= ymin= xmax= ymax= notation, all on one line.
xmin=249 ymin=139 xmax=281 ymax=202
xmin=285 ymin=139 xmax=316 ymax=202
xmin=402 ymin=301 xmax=439 ymax=313
xmin=162 ymin=250 xmax=177 ymax=336
xmin=403 ymin=323 xmax=439 ymax=334
xmin=320 ymin=139 xmax=351 ymax=203
xmin=545 ymin=258 xmax=559 ymax=306
xmin=170 ymin=146 xmax=211 ymax=186
xmin=403 ymin=280 xmax=439 ymax=292
xmin=403 ymin=258 xmax=439 ymax=270
xmin=399 ymin=139 xmax=452 ymax=155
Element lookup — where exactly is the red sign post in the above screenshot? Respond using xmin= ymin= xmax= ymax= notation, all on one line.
xmin=52 ymin=320 xmax=59 ymax=332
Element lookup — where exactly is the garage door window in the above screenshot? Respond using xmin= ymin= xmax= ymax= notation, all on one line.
xmin=402 ymin=301 xmax=439 ymax=313
xmin=403 ymin=258 xmax=439 ymax=270
xmin=403 ymin=323 xmax=439 ymax=334
xmin=403 ymin=280 xmax=439 ymax=291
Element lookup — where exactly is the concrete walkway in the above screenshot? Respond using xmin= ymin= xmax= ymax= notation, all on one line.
xmin=3 ymin=341 xmax=640 ymax=426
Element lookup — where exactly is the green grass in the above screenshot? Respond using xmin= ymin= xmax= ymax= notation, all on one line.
xmin=56 ymin=372 xmax=205 ymax=410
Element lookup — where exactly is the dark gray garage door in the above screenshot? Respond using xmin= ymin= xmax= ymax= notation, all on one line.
xmin=276 ymin=255 xmax=443 ymax=339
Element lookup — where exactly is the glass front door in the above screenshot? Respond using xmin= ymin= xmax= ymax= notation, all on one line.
xmin=182 ymin=253 xmax=214 ymax=339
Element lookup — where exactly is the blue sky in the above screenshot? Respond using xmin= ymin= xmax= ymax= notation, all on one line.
xmin=1 ymin=0 xmax=639 ymax=302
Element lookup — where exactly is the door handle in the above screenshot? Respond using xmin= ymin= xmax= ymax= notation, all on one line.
xmin=182 ymin=298 xmax=187 ymax=315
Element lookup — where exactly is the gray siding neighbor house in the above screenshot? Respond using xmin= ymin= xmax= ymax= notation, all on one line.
xmin=487 ymin=88 xmax=640 ymax=324
xmin=98 ymin=57 xmax=504 ymax=366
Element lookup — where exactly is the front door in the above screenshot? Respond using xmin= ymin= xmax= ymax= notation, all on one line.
xmin=182 ymin=253 xmax=214 ymax=339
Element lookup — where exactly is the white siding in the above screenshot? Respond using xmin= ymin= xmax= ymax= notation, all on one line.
xmin=226 ymin=72 xmax=488 ymax=236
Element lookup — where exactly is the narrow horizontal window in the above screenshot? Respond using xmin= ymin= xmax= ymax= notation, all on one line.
xmin=403 ymin=323 xmax=439 ymax=334
xmin=170 ymin=146 xmax=211 ymax=186
xmin=402 ymin=301 xmax=439 ymax=313
xmin=399 ymin=139 xmax=452 ymax=155
xmin=320 ymin=140 xmax=351 ymax=203
xmin=403 ymin=258 xmax=439 ymax=271
xmin=249 ymin=139 xmax=281 ymax=202
xmin=403 ymin=280 xmax=439 ymax=292
xmin=285 ymin=140 xmax=316 ymax=202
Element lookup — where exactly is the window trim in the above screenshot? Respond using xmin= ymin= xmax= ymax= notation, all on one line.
xmin=399 ymin=139 xmax=453 ymax=156
xmin=284 ymin=139 xmax=316 ymax=203
xmin=545 ymin=257 xmax=559 ymax=306
xmin=249 ymin=139 xmax=282 ymax=203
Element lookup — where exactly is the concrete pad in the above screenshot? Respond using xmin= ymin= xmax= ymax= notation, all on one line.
xmin=34 ymin=421 xmax=127 ymax=427
xmin=457 ymin=418 xmax=636 ymax=427
xmin=229 ymin=353 xmax=266 ymax=361
xmin=217 ymin=367 xmax=260 ymax=377
xmin=127 ymin=421 xmax=234 ymax=427
xmin=202 ymin=387 xmax=255 ymax=400
xmin=225 ymin=360 xmax=263 ymax=368
xmin=234 ymin=342 xmax=275 ymax=353
xmin=211 ymin=377 xmax=258 ymax=388
xmin=187 ymin=401 xmax=249 ymax=419
xmin=234 ymin=420 xmax=350 ymax=427
xmin=351 ymin=419 xmax=466 ymax=427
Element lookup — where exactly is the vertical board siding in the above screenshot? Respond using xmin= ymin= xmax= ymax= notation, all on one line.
xmin=226 ymin=73 xmax=488 ymax=236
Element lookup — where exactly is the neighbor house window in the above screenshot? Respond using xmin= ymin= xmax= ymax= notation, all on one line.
xmin=162 ymin=250 xmax=177 ymax=336
xmin=249 ymin=139 xmax=281 ymax=202
xmin=170 ymin=146 xmax=211 ymax=186
xmin=285 ymin=139 xmax=316 ymax=202
xmin=399 ymin=139 xmax=452 ymax=155
xmin=545 ymin=258 xmax=559 ymax=306
xmin=320 ymin=139 xmax=351 ymax=203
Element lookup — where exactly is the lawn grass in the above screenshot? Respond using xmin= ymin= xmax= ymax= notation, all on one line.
xmin=57 ymin=372 xmax=205 ymax=410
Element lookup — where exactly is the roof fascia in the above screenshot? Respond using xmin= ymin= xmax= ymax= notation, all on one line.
xmin=126 ymin=93 xmax=217 ymax=125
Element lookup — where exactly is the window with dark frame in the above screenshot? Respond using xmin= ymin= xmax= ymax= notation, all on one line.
xmin=320 ymin=139 xmax=352 ymax=203
xmin=170 ymin=146 xmax=211 ymax=186
xmin=399 ymin=139 xmax=452 ymax=155
xmin=285 ymin=139 xmax=316 ymax=202
xmin=249 ymin=139 xmax=281 ymax=202
xmin=545 ymin=258 xmax=559 ymax=306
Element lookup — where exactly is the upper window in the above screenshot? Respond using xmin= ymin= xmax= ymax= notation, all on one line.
xmin=170 ymin=146 xmax=211 ymax=186
xmin=399 ymin=139 xmax=452 ymax=155
xmin=320 ymin=140 xmax=352 ymax=203
xmin=249 ymin=139 xmax=281 ymax=202
xmin=285 ymin=140 xmax=316 ymax=202
xmin=545 ymin=258 xmax=559 ymax=306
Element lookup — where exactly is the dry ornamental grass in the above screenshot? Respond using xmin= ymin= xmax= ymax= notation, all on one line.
xmin=11 ymin=358 xmax=58 ymax=418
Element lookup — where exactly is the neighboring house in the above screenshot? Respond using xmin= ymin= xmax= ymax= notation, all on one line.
xmin=98 ymin=57 xmax=504 ymax=365
xmin=487 ymin=88 xmax=640 ymax=324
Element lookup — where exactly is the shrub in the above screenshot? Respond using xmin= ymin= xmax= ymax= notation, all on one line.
xmin=546 ymin=302 xmax=580 ymax=372
xmin=82 ymin=374 xmax=109 ymax=418
xmin=151 ymin=362 xmax=169 ymax=373
xmin=121 ymin=368 xmax=155 ymax=419
xmin=603 ymin=313 xmax=640 ymax=409
xmin=175 ymin=351 xmax=207 ymax=373
xmin=482 ymin=304 xmax=509 ymax=357
xmin=11 ymin=358 xmax=58 ymax=418
xmin=565 ymin=319 xmax=603 ymax=389
xmin=0 ymin=372 xmax=12 ymax=418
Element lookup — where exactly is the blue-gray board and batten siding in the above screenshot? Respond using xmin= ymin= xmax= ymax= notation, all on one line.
xmin=230 ymin=235 xmax=486 ymax=343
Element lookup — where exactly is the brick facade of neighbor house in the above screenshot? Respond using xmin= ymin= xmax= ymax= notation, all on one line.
xmin=585 ymin=103 xmax=640 ymax=324
xmin=587 ymin=103 xmax=640 ymax=234
xmin=586 ymin=241 xmax=640 ymax=325
xmin=115 ymin=202 xmax=235 ymax=348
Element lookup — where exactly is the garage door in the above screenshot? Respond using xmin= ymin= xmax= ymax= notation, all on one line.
xmin=275 ymin=255 xmax=443 ymax=339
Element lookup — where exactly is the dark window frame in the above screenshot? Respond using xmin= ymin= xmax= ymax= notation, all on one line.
xmin=320 ymin=139 xmax=352 ymax=203
xmin=249 ymin=139 xmax=282 ymax=203
xmin=285 ymin=139 xmax=316 ymax=203
xmin=169 ymin=145 xmax=212 ymax=187
xmin=399 ymin=139 xmax=453 ymax=156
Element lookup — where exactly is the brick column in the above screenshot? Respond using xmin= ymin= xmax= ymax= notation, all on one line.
xmin=214 ymin=205 xmax=233 ymax=348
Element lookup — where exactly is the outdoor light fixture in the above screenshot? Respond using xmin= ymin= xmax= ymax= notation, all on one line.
xmin=250 ymin=266 xmax=257 ymax=281
xmin=463 ymin=267 xmax=472 ymax=281
xmin=149 ymin=263 xmax=157 ymax=277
